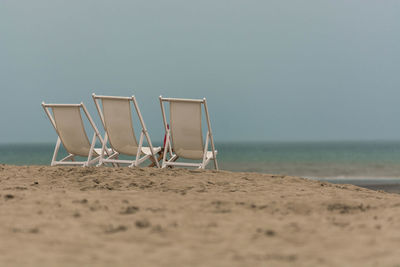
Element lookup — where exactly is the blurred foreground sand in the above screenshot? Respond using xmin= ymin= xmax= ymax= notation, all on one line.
xmin=1 ymin=165 xmax=400 ymax=266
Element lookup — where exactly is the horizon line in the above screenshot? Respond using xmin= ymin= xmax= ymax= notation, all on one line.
xmin=3 ymin=139 xmax=400 ymax=145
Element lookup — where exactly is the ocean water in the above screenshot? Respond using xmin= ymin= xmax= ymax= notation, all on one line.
xmin=219 ymin=141 xmax=400 ymax=178
xmin=2 ymin=141 xmax=400 ymax=178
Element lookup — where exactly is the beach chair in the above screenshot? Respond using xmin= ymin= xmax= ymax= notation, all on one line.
xmin=159 ymin=96 xmax=218 ymax=170
xmin=42 ymin=102 xmax=109 ymax=167
xmin=92 ymin=94 xmax=161 ymax=168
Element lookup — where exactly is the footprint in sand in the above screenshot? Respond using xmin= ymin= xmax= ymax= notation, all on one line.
xmin=120 ymin=206 xmax=139 ymax=215
xmin=104 ymin=225 xmax=127 ymax=234
xmin=327 ymin=203 xmax=371 ymax=214
xmin=12 ymin=227 xmax=40 ymax=234
xmin=256 ymin=228 xmax=276 ymax=237
xmin=72 ymin=199 xmax=88 ymax=204
xmin=135 ymin=219 xmax=151 ymax=228
xmin=4 ymin=194 xmax=14 ymax=200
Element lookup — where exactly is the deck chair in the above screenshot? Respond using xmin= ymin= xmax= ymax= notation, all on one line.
xmin=42 ymin=102 xmax=110 ymax=166
xmin=92 ymin=94 xmax=161 ymax=168
xmin=159 ymin=96 xmax=218 ymax=170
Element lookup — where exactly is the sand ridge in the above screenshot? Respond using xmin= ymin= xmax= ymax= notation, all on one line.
xmin=1 ymin=164 xmax=400 ymax=266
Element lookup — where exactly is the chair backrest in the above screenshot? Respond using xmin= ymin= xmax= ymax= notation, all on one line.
xmin=46 ymin=105 xmax=92 ymax=157
xmin=162 ymin=99 xmax=205 ymax=160
xmin=95 ymin=96 xmax=139 ymax=156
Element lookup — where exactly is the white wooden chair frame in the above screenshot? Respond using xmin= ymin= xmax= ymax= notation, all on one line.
xmin=159 ymin=96 xmax=219 ymax=170
xmin=42 ymin=102 xmax=109 ymax=167
xmin=92 ymin=94 xmax=161 ymax=168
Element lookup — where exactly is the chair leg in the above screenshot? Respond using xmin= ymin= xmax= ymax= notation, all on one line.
xmin=86 ymin=133 xmax=97 ymax=167
xmin=200 ymin=132 xmax=210 ymax=169
xmin=161 ymin=132 xmax=171 ymax=168
xmin=97 ymin=133 xmax=108 ymax=167
xmin=213 ymin=157 xmax=219 ymax=170
xmin=165 ymin=154 xmax=179 ymax=169
xmin=131 ymin=131 xmax=144 ymax=167
xmin=51 ymin=137 xmax=61 ymax=166
xmin=147 ymin=151 xmax=163 ymax=167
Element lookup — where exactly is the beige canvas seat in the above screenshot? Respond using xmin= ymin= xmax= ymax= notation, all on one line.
xmin=159 ymin=96 xmax=218 ymax=170
xmin=92 ymin=94 xmax=161 ymax=167
xmin=42 ymin=102 xmax=110 ymax=166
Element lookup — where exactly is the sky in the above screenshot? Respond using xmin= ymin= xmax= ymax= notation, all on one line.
xmin=1 ymin=0 xmax=400 ymax=143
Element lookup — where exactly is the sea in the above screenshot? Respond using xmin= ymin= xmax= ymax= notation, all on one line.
xmin=2 ymin=141 xmax=400 ymax=193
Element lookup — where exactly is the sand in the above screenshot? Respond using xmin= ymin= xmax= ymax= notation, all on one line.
xmin=1 ymin=165 xmax=400 ymax=266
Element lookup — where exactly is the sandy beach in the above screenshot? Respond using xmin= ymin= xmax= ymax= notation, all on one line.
xmin=1 ymin=165 xmax=400 ymax=266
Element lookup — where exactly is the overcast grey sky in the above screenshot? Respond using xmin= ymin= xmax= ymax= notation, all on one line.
xmin=1 ymin=0 xmax=400 ymax=143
